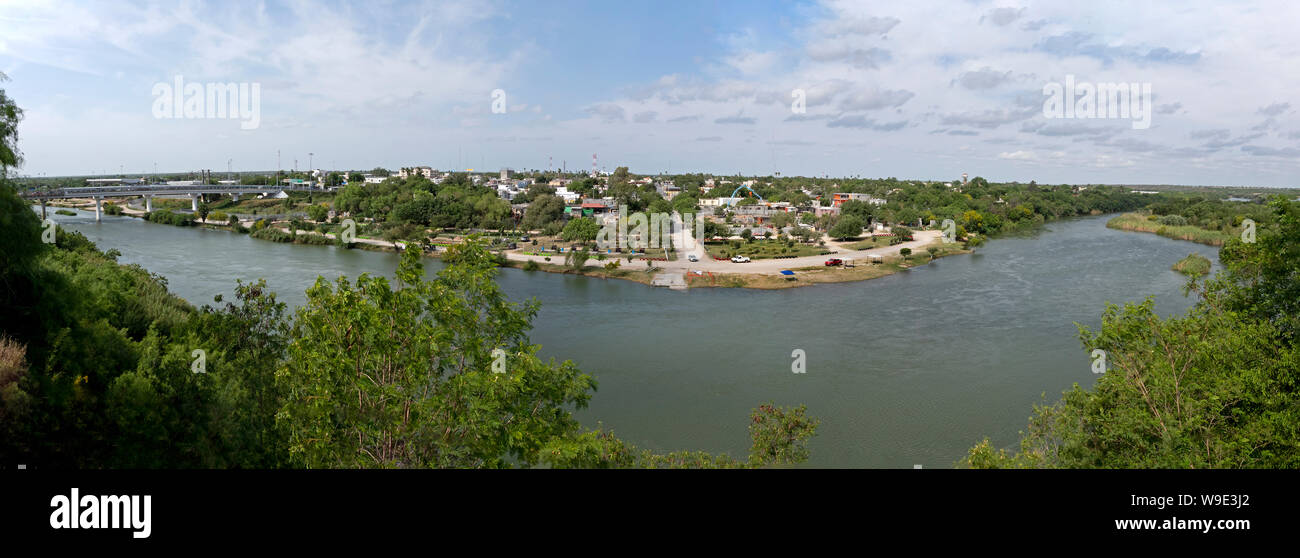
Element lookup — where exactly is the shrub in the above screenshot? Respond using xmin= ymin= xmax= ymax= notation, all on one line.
xmin=1157 ymin=214 xmax=1188 ymax=226
xmin=523 ymin=260 xmax=540 ymax=271
xmin=146 ymin=210 xmax=193 ymax=227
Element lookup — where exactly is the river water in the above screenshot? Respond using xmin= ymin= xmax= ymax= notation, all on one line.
xmin=51 ymin=209 xmax=1219 ymax=467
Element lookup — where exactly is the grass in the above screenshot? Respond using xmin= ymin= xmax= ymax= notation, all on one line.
xmin=1172 ymin=252 xmax=1212 ymax=277
xmin=1107 ymin=212 xmax=1236 ymax=246
xmin=54 ymin=209 xmax=77 ymax=216
xmin=705 ymin=239 xmax=830 ymax=260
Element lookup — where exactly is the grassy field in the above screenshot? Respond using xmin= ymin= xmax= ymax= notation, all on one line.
xmin=704 ymin=239 xmax=831 ymax=260
xmin=1107 ymin=212 xmax=1236 ymax=246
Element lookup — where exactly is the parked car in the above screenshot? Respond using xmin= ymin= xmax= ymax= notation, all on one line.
xmin=824 ymin=258 xmax=843 ymax=266
xmin=687 ymin=254 xmax=699 ymax=262
xmin=730 ymin=255 xmax=751 ymax=263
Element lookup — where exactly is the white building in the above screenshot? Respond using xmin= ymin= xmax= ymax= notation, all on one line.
xmin=554 ymin=186 xmax=581 ymax=204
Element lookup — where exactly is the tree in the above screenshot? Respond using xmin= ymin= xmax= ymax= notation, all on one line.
xmin=564 ymin=248 xmax=592 ymax=271
xmin=275 ymin=243 xmax=596 ymax=467
xmin=961 ymin=210 xmax=985 ymax=234
xmin=829 ymin=215 xmax=865 ymax=240
xmin=739 ymin=228 xmax=753 ymax=242
xmin=307 ymin=204 xmax=329 ymax=222
xmin=0 ymin=72 xmax=22 ymax=172
xmin=521 ymin=194 xmax=565 ymax=231
xmin=770 ymin=211 xmax=795 ymax=229
xmin=196 ymin=201 xmax=211 ymax=222
xmin=703 ymin=220 xmax=729 ymax=240
xmin=561 ymin=217 xmax=600 ymax=242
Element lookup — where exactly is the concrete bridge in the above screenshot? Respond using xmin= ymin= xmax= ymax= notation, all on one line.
xmin=21 ymin=184 xmax=329 ymax=221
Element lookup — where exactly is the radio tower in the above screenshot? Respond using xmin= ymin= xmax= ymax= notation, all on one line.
xmin=591 ymin=153 xmax=597 ymax=178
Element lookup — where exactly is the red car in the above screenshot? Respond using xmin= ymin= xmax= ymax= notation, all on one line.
xmin=824 ymin=258 xmax=843 ymax=266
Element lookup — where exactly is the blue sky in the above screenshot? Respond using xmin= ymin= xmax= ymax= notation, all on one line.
xmin=1 ymin=0 xmax=1298 ymax=187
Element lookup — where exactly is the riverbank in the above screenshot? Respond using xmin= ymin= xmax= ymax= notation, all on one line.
xmin=495 ymin=231 xmax=969 ymax=289
xmin=38 ymin=200 xmax=972 ymax=289
xmin=1106 ymin=212 xmax=1233 ymax=246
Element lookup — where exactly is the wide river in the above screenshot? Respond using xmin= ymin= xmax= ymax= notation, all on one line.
xmin=51 ymin=209 xmax=1219 ymax=467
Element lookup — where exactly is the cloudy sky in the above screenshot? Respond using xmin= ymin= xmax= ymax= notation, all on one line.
xmin=1 ymin=0 xmax=1297 ymax=186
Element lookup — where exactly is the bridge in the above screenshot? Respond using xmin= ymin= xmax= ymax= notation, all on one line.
xmin=20 ymin=184 xmax=330 ymax=221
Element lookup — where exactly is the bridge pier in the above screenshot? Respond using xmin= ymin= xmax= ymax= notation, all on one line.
xmin=144 ymin=195 xmax=153 ymax=212
xmin=40 ymin=198 xmax=46 ymax=220
xmin=191 ymin=194 xmax=199 ymax=212
xmin=94 ymin=196 xmax=103 ymax=222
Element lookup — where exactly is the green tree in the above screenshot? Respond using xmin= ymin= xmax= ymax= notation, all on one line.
xmin=565 ymin=248 xmax=592 ymax=271
xmin=561 ymin=217 xmax=600 ymax=242
xmin=829 ymin=215 xmax=864 ymax=240
xmin=0 ymin=72 xmax=22 ymax=172
xmin=275 ymin=243 xmax=596 ymax=468
xmin=307 ymin=204 xmax=329 ymax=222
xmin=521 ymin=194 xmax=565 ymax=231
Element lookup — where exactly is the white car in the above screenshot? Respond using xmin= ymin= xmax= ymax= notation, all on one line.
xmin=687 ymin=254 xmax=699 ymax=262
xmin=730 ymin=255 xmax=751 ymax=263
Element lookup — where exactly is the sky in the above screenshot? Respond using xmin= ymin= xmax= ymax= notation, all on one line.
xmin=1 ymin=0 xmax=1297 ymax=186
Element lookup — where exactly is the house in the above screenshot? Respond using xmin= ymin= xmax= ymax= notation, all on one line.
xmin=700 ymin=197 xmax=743 ymax=207
xmin=397 ymin=167 xmax=436 ymax=180
xmin=363 ymin=175 xmax=387 ymax=184
xmin=494 ymin=180 xmax=526 ymax=201
xmin=831 ymin=193 xmax=886 ymax=207
xmin=554 ymin=186 xmax=581 ymax=204
xmin=814 ymin=205 xmax=841 ymax=217
xmin=655 ymin=181 xmax=680 ymax=200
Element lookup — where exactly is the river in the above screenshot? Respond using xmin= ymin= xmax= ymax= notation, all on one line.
xmin=49 ymin=209 xmax=1219 ymax=467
